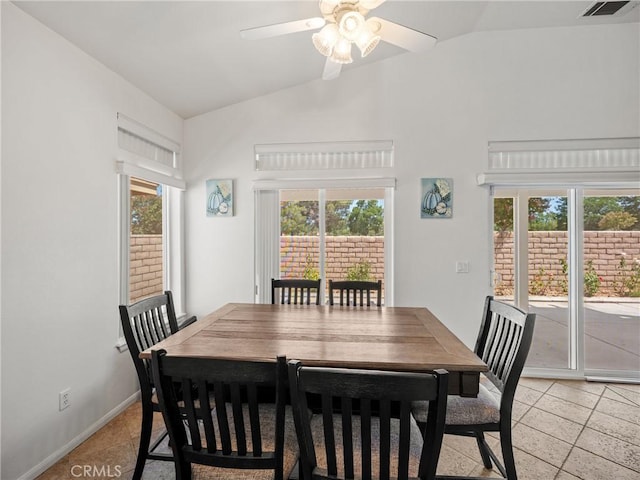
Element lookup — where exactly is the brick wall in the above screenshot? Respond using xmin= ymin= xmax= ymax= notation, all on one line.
xmin=280 ymin=235 xmax=385 ymax=286
xmin=130 ymin=234 xmax=163 ymax=303
xmin=494 ymin=231 xmax=640 ymax=296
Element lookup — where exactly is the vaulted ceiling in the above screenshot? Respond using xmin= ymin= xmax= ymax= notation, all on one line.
xmin=13 ymin=1 xmax=640 ymax=118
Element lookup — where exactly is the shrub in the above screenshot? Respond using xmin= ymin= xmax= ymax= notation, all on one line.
xmin=346 ymin=261 xmax=372 ymax=281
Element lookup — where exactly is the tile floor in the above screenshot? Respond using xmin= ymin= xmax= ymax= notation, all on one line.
xmin=36 ymin=378 xmax=640 ymax=480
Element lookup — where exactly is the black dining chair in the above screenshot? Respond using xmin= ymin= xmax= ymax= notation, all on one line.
xmin=411 ymin=296 xmax=536 ymax=480
xmin=119 ymin=291 xmax=197 ymax=480
xmin=288 ymin=360 xmax=449 ymax=480
xmin=328 ymin=279 xmax=382 ymax=306
xmin=151 ymin=351 xmax=298 ymax=480
xmin=271 ymin=278 xmax=321 ymax=305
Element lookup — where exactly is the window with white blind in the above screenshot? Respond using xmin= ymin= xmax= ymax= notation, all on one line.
xmin=116 ymin=114 xmax=187 ymax=348
xmin=253 ymin=140 xmax=395 ymax=306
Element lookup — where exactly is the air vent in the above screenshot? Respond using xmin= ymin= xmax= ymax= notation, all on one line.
xmin=582 ymin=1 xmax=637 ymax=16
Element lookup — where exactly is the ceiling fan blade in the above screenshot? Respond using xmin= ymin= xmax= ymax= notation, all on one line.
xmin=240 ymin=17 xmax=325 ymax=40
xmin=368 ymin=17 xmax=437 ymax=53
xmin=322 ymin=58 xmax=342 ymax=80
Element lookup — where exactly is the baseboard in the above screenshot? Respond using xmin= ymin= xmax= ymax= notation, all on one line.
xmin=18 ymin=392 xmax=140 ymax=480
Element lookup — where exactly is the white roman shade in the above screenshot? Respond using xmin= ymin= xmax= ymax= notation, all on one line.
xmin=254 ymin=140 xmax=394 ymax=171
xmin=115 ymin=113 xmax=185 ymax=189
xmin=478 ymin=137 xmax=640 ymax=187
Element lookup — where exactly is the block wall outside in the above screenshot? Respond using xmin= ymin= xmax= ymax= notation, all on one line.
xmin=494 ymin=231 xmax=640 ymax=296
xmin=130 ymin=234 xmax=163 ymax=303
xmin=280 ymin=236 xmax=385 ymax=300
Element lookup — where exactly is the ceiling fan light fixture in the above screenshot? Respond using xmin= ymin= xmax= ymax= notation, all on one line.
xmin=338 ymin=11 xmax=366 ymax=41
xmin=355 ymin=28 xmax=380 ymax=57
xmin=330 ymin=37 xmax=353 ymax=64
xmin=312 ymin=23 xmax=340 ymax=57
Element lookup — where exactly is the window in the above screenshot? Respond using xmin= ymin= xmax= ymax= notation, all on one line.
xmin=116 ymin=114 xmax=186 ymax=338
xmin=254 ymin=178 xmax=395 ymax=305
xmin=279 ymin=188 xmax=386 ymax=304
xmin=483 ymin=137 xmax=640 ymax=381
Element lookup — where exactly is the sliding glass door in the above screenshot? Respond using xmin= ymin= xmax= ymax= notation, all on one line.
xmin=279 ymin=188 xmax=386 ymax=304
xmin=493 ymin=188 xmax=639 ymax=380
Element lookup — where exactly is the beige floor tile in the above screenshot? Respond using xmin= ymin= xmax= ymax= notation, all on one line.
xmin=556 ymin=379 xmax=607 ymax=396
xmin=69 ymin=441 xmax=137 ymax=478
xmin=69 ymin=416 xmax=133 ymax=460
xmin=563 ymin=446 xmax=640 ymax=480
xmin=576 ymin=427 xmax=640 ymax=473
xmin=35 ymin=459 xmax=70 ymax=480
xmin=534 ymin=394 xmax=593 ymax=425
xmin=547 ymin=382 xmax=601 ymax=409
xmin=554 ymin=471 xmax=583 ymax=480
xmin=435 ymin=444 xmax=479 ymax=477
xmin=512 ymin=447 xmax=559 ymax=480
xmin=519 ymin=407 xmax=583 ymax=444
xmin=603 ymin=387 xmax=638 ymax=406
xmin=607 ymin=384 xmax=640 ymax=405
xmin=519 ymin=377 xmax=554 ymax=393
xmin=466 ymin=463 xmax=503 ymax=478
xmin=587 ymin=410 xmax=640 ymax=447
xmin=514 ymin=384 xmax=545 ymax=406
xmin=596 ymin=396 xmax=640 ymax=426
xmin=511 ymin=423 xmax=572 ymax=468
xmin=512 ymin=399 xmax=531 ymax=422
xmin=613 ymin=382 xmax=640 ymax=393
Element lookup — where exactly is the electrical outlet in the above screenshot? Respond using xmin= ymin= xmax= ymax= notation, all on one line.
xmin=59 ymin=388 xmax=71 ymax=411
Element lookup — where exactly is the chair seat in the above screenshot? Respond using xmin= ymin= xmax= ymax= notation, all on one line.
xmin=191 ymin=404 xmax=299 ymax=480
xmin=412 ymin=383 xmax=501 ymax=426
xmin=308 ymin=413 xmax=425 ymax=479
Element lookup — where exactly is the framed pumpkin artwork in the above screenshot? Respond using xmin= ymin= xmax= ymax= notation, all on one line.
xmin=421 ymin=178 xmax=452 ymax=218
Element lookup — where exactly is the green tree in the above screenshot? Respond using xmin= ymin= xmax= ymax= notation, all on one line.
xmin=280 ymin=201 xmax=318 ymax=235
xmin=348 ymin=200 xmax=384 ymax=235
xmin=584 ymin=197 xmax=622 ymax=230
xmin=493 ymin=197 xmax=552 ymax=231
xmin=598 ymin=211 xmax=637 ymax=230
xmin=131 ymin=193 xmax=162 ymax=234
xmin=325 ymin=201 xmax=351 ymax=235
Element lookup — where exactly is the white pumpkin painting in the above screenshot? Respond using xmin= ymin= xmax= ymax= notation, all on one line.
xmin=421 ymin=178 xmax=452 ymax=218
xmin=206 ymin=179 xmax=233 ymax=217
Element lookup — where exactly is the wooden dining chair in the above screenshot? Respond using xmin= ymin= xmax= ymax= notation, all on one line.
xmin=271 ymin=278 xmax=321 ymax=305
xmin=411 ymin=296 xmax=536 ymax=480
xmin=151 ymin=352 xmax=298 ymax=480
xmin=119 ymin=291 xmax=197 ymax=480
xmin=288 ymin=360 xmax=449 ymax=480
xmin=328 ymin=279 xmax=382 ymax=306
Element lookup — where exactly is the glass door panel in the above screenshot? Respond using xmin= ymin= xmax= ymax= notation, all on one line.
xmin=526 ymin=195 xmax=570 ymax=369
xmin=279 ymin=190 xmax=321 ymax=304
xmin=493 ymin=197 xmax=515 ymax=303
xmin=279 ymin=188 xmax=386 ymax=305
xmin=583 ymin=190 xmax=640 ymax=374
xmin=325 ymin=188 xmax=385 ymax=305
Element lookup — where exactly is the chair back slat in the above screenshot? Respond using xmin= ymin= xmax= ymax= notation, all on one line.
xmin=272 ymin=278 xmax=321 ymax=305
xmin=474 ymin=296 xmax=536 ymax=397
xmin=152 ymin=352 xmax=289 ymax=476
xmin=288 ymin=361 xmax=448 ymax=480
xmin=328 ymin=280 xmax=382 ymax=307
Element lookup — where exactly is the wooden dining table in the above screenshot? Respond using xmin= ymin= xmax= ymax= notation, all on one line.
xmin=140 ymin=302 xmax=487 ymax=397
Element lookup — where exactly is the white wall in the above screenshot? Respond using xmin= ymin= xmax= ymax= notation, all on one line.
xmin=1 ymin=4 xmax=183 ymax=479
xmin=183 ymin=23 xmax=639 ymax=343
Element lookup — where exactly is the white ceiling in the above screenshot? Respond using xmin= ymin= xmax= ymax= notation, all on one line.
xmin=13 ymin=1 xmax=640 ymax=119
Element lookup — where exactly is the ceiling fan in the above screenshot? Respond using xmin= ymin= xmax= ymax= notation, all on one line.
xmin=240 ymin=0 xmax=437 ymax=80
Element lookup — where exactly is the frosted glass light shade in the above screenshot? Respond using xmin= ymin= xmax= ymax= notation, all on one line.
xmin=312 ymin=24 xmax=340 ymax=57
xmin=330 ymin=37 xmax=353 ymax=64
xmin=355 ymin=28 xmax=380 ymax=57
xmin=338 ymin=11 xmax=366 ymax=41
